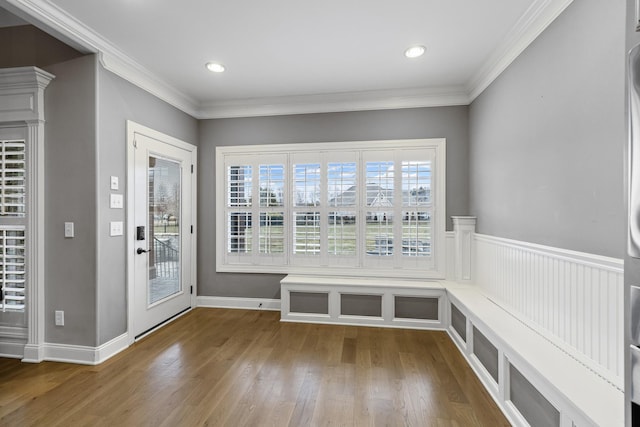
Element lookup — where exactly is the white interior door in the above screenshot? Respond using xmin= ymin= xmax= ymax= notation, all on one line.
xmin=130 ymin=125 xmax=196 ymax=339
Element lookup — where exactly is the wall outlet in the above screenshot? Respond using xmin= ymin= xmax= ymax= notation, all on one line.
xmin=55 ymin=310 xmax=64 ymax=326
xmin=110 ymin=221 xmax=123 ymax=236
xmin=110 ymin=194 xmax=123 ymax=209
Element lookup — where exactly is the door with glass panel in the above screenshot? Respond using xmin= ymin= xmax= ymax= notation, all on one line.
xmin=132 ymin=131 xmax=195 ymax=338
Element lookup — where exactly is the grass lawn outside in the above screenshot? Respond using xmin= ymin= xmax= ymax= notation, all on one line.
xmin=232 ymin=221 xmax=431 ymax=255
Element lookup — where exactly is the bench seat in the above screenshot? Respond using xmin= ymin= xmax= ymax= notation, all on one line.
xmin=446 ymin=282 xmax=623 ymax=427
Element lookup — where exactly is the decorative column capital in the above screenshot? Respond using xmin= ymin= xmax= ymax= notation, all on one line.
xmin=452 ymin=216 xmax=477 ymax=228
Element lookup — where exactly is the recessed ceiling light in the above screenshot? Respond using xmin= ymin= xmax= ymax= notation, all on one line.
xmin=404 ymin=45 xmax=426 ymax=59
xmin=206 ymin=62 xmax=225 ymax=73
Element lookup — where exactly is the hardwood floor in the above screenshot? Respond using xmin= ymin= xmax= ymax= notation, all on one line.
xmin=0 ymin=308 xmax=509 ymax=426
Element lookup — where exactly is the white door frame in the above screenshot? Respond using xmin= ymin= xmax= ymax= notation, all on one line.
xmin=126 ymin=121 xmax=197 ymax=343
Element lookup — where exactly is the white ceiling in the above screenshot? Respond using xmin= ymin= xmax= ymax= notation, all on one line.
xmin=1 ymin=0 xmax=573 ymax=118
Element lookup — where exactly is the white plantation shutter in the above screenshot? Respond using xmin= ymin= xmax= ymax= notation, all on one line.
xmin=224 ymin=154 xmax=287 ymax=266
xmin=324 ymin=153 xmax=358 ymax=267
xmin=225 ymin=162 xmax=253 ymax=263
xmin=0 ymin=228 xmax=25 ymax=311
xmin=217 ymin=139 xmax=446 ymax=278
xmin=399 ymin=150 xmax=435 ymax=270
xmin=292 ymin=154 xmax=321 ymax=263
xmin=258 ymin=163 xmax=285 ymax=260
xmin=0 ymin=140 xmax=26 ymax=216
xmin=0 ymin=138 xmax=27 ymax=312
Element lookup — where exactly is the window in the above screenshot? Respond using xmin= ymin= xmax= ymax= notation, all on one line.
xmin=0 ymin=131 xmax=27 ymax=317
xmin=217 ymin=139 xmax=446 ymax=278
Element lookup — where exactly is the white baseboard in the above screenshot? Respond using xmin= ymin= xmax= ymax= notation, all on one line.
xmin=281 ymin=317 xmax=444 ymax=331
xmin=197 ymin=296 xmax=281 ymax=311
xmin=0 ymin=341 xmax=26 ymax=359
xmin=37 ymin=333 xmax=130 ymax=365
xmin=44 ymin=342 xmax=97 ymax=365
xmin=22 ymin=343 xmax=43 ymax=363
xmin=95 ymin=333 xmax=130 ymax=364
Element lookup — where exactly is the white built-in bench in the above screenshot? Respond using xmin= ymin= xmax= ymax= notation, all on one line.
xmin=445 ymin=282 xmax=623 ymax=427
xmin=280 ymin=275 xmax=624 ymax=427
xmin=280 ymin=275 xmax=447 ymax=330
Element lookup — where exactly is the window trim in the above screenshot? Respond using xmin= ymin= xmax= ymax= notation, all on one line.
xmin=215 ymin=138 xmax=446 ymax=279
xmin=0 ymin=67 xmax=53 ymax=362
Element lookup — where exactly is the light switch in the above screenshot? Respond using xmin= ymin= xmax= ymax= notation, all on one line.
xmin=110 ymin=194 xmax=123 ymax=209
xmin=110 ymin=176 xmax=119 ymax=191
xmin=64 ymin=222 xmax=74 ymax=238
xmin=110 ymin=221 xmax=123 ymax=236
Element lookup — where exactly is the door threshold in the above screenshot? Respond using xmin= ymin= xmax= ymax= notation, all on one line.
xmin=134 ymin=306 xmax=191 ymax=341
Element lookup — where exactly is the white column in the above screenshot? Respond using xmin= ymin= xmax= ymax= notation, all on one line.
xmin=22 ymin=120 xmax=46 ymax=362
xmin=452 ymin=216 xmax=476 ymax=283
xmin=0 ymin=67 xmax=54 ymax=362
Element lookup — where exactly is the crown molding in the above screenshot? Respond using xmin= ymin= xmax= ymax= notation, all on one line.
xmin=2 ymin=0 xmax=201 ymax=116
xmin=194 ymin=86 xmax=471 ymax=119
xmin=97 ymin=53 xmax=199 ymax=117
xmin=4 ymin=0 xmax=572 ymax=119
xmin=465 ymin=0 xmax=574 ymax=101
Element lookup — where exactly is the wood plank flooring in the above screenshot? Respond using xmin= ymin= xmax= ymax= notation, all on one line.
xmin=0 ymin=308 xmax=510 ymax=426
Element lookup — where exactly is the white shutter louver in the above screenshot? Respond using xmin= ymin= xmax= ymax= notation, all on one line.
xmin=293 ymin=162 xmax=321 ymax=256
xmin=0 ymin=139 xmax=27 ymax=312
xmin=0 ymin=140 xmax=26 ymax=217
xmin=0 ymin=226 xmax=25 ymax=311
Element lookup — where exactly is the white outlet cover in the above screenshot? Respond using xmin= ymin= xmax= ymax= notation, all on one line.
xmin=110 ymin=221 xmax=123 ymax=236
xmin=110 ymin=194 xmax=124 ymax=209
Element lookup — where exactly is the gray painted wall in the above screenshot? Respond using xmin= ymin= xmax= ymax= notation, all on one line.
xmin=44 ymin=55 xmax=98 ymax=346
xmin=38 ymin=54 xmax=199 ymax=347
xmin=198 ymin=107 xmax=469 ymax=299
xmin=96 ymin=66 xmax=198 ymax=345
xmin=469 ymin=0 xmax=626 ymax=258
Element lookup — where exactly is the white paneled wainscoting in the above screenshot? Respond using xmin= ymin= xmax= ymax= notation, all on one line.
xmin=473 ymin=233 xmax=624 ymax=388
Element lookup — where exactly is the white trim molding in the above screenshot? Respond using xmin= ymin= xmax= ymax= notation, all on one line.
xmin=0 ymin=326 xmax=28 ymax=359
xmin=466 ymin=0 xmax=574 ymax=101
xmin=20 ymin=333 xmax=130 ymax=365
xmin=280 ymin=275 xmax=447 ymax=330
xmin=197 ymin=86 xmax=470 ymax=119
xmin=452 ymin=216 xmax=476 ymax=283
xmin=197 ymin=296 xmax=281 ymax=311
xmin=4 ymin=0 xmax=572 ymax=119
xmin=41 ymin=333 xmax=130 ymax=365
xmin=0 ymin=67 xmax=54 ymax=364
